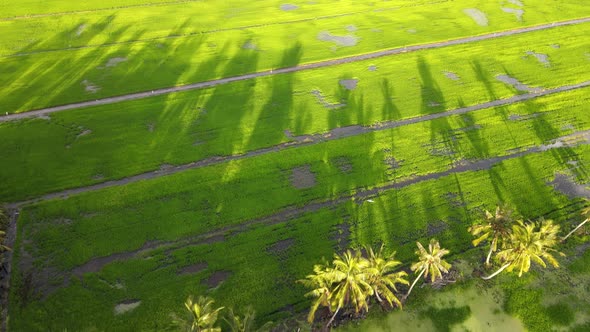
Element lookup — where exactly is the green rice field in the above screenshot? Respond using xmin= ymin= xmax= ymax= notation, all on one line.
xmin=1 ymin=0 xmax=590 ymax=331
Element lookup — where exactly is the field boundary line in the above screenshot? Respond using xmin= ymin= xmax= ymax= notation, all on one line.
xmin=1 ymin=16 xmax=589 ymax=119
xmin=63 ymin=129 xmax=590 ymax=277
xmin=6 ymin=81 xmax=590 ymax=208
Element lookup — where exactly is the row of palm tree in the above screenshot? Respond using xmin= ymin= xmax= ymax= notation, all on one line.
xmin=180 ymin=203 xmax=588 ymax=331
xmin=299 ymin=240 xmax=452 ymax=328
xmin=469 ymin=204 xmax=589 ymax=280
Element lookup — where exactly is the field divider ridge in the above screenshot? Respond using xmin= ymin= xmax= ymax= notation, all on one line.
xmin=2 ymin=16 xmax=589 ymax=119
xmin=6 ymin=80 xmax=590 ymax=209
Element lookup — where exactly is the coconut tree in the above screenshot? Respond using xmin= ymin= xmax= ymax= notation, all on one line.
xmin=326 ymin=249 xmax=373 ymax=326
xmin=364 ymin=244 xmax=409 ymax=309
xmin=184 ymin=296 xmax=224 ymax=332
xmin=482 ymin=219 xmax=563 ymax=280
xmin=562 ymin=205 xmax=590 ymax=241
xmin=298 ymin=260 xmax=336 ymax=323
xmin=223 ymin=307 xmax=272 ymax=332
xmin=405 ymin=239 xmax=452 ymax=299
xmin=468 ymin=205 xmax=514 ymax=266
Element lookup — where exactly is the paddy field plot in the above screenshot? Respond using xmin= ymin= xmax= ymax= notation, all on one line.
xmin=2 ymin=0 xmax=590 ymax=331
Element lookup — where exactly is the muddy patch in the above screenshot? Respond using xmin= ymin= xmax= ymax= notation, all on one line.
xmin=549 ymin=173 xmax=590 ymax=199
xmin=310 ymin=89 xmax=346 ymax=109
xmin=290 ymin=165 xmax=316 ymax=189
xmin=147 ymin=122 xmax=155 ymax=132
xmin=526 ymin=51 xmax=550 ymax=66
xmin=114 ymin=299 xmax=141 ymax=315
xmin=551 ymin=44 xmax=560 ymax=49
xmin=330 ymin=221 xmax=351 ymax=251
xmin=267 ymin=238 xmax=295 ymax=257
xmin=384 ymin=155 xmax=402 ymax=170
xmin=327 ymin=125 xmax=366 ymax=139
xmin=205 ymin=271 xmax=231 ymax=288
xmin=82 ymin=80 xmax=100 ymax=93
xmin=280 ymin=4 xmax=298 ymax=11
xmin=178 ymin=262 xmax=208 ymax=275
xmin=463 ymin=8 xmax=488 ymax=26
xmin=333 ymin=156 xmax=353 ymax=174
xmin=502 ymin=7 xmax=524 ymax=21
xmin=105 ymin=57 xmax=127 ymax=68
xmin=36 ymin=115 xmax=51 ymax=121
xmin=496 ymin=74 xmax=542 ymax=93
xmin=339 ymin=79 xmax=358 ymax=90
xmin=407 ymin=28 xmax=417 ymax=34
xmin=427 ymin=220 xmax=449 ymax=236
xmin=317 ymin=31 xmax=359 ymax=47
xmin=443 ymin=71 xmax=460 ymax=81
xmin=368 ymin=65 xmax=378 ymax=72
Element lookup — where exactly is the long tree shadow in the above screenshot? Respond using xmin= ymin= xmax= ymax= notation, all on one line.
xmin=244 ymin=41 xmax=303 ymax=151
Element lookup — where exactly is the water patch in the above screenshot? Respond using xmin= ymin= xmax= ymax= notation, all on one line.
xmin=496 ymin=74 xmax=542 ymax=92
xmin=443 ymin=71 xmax=460 ymax=81
xmin=550 ymin=173 xmax=590 ymax=199
xmin=339 ymin=79 xmax=358 ymax=90
xmin=310 ymin=89 xmax=346 ymax=109
xmin=280 ymin=4 xmax=298 ymax=11
xmin=81 ymin=80 xmax=100 ymax=93
xmin=317 ymin=31 xmax=358 ymax=47
xmin=502 ymin=7 xmax=524 ymax=21
xmin=463 ymin=8 xmax=488 ymax=26
xmin=368 ymin=65 xmax=378 ymax=71
xmin=526 ymin=51 xmax=550 ymax=66
xmin=508 ymin=0 xmax=524 ymax=6
xmin=345 ymin=25 xmax=357 ymax=32
xmin=105 ymin=57 xmax=127 ymax=68
xmin=242 ymin=40 xmax=258 ymax=50
xmin=115 ymin=300 xmax=141 ymax=315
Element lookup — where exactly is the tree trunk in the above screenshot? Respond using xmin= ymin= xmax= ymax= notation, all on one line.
xmin=562 ymin=218 xmax=589 ymax=241
xmin=326 ymin=306 xmax=341 ymax=328
xmin=485 ymin=238 xmax=497 ymax=266
xmin=405 ymin=269 xmax=425 ymax=299
xmin=482 ymin=263 xmax=510 ymax=280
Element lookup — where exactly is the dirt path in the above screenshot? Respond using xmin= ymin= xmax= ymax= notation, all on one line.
xmin=7 ymin=80 xmax=590 ymax=209
xmin=63 ymin=129 xmax=590 ymax=277
xmin=2 ymin=16 xmax=589 ymax=120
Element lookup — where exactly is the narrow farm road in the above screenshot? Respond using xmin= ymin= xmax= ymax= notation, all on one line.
xmin=7 ymin=80 xmax=590 ymax=209
xmin=1 ymin=16 xmax=589 ymax=121
xmin=68 ymin=129 xmax=590 ymax=276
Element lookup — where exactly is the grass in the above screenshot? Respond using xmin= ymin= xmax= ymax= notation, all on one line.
xmin=1 ymin=22 xmax=590 ymax=202
xmin=1 ymin=0 xmax=589 ymax=112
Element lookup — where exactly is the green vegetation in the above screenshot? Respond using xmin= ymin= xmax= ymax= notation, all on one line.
xmin=3 ymin=0 xmax=590 ymax=331
xmin=2 ymin=0 xmax=589 ymax=112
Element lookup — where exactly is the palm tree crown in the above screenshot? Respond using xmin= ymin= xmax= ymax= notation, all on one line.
xmin=468 ymin=205 xmax=514 ymax=265
xmin=185 ymin=296 xmax=224 ymax=332
xmin=406 ymin=239 xmax=452 ymax=298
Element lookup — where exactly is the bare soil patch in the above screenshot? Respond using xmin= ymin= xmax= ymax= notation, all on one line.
xmin=205 ymin=271 xmax=231 ymax=288
xmin=368 ymin=65 xmax=377 ymax=71
xmin=463 ymin=8 xmax=488 ymax=26
xmin=339 ymin=79 xmax=358 ymax=90
xmin=114 ymin=299 xmax=141 ymax=315
xmin=290 ymin=165 xmax=316 ymax=189
xmin=178 ymin=262 xmax=208 ymax=275
xmin=317 ymin=31 xmax=358 ymax=47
